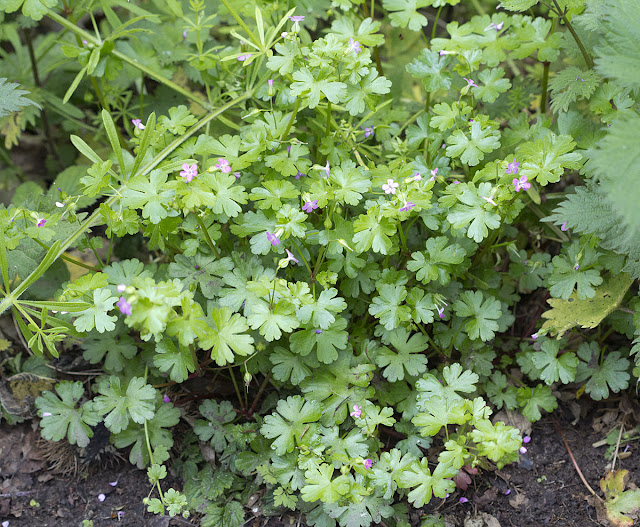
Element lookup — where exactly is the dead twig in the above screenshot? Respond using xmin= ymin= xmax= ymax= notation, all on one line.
xmin=553 ymin=422 xmax=603 ymax=502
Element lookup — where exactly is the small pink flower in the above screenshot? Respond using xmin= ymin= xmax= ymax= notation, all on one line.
xmin=347 ymin=38 xmax=362 ymax=54
xmin=55 ymin=201 xmax=64 ymax=208
xmin=382 ymin=179 xmax=399 ymax=194
xmin=350 ymin=405 xmax=361 ymax=418
xmin=295 ymin=171 xmax=306 ymax=179
xmin=215 ymin=158 xmax=231 ymax=173
xmin=439 ymin=50 xmax=456 ymax=56
xmin=437 ymin=306 xmax=445 ymax=319
xmin=506 ymin=158 xmax=519 ymax=175
xmin=117 ymin=284 xmax=126 ymax=293
xmin=364 ymin=127 xmax=374 ymax=138
xmin=266 ymin=232 xmax=281 ymax=246
xmin=513 ymin=175 xmax=530 ymax=192
xmin=463 ymin=78 xmax=477 ymax=88
xmin=234 ymin=172 xmax=241 ymax=179
xmin=289 ymin=15 xmax=305 ymax=22
xmin=179 ymin=163 xmax=198 ymax=182
xmin=182 ymin=30 xmax=188 ymax=39
xmin=37 ymin=218 xmax=46 ymax=227
xmin=163 ymin=394 xmax=171 ymax=403
xmin=523 ymin=435 xmax=531 ymax=443
xmin=531 ymin=333 xmax=538 ymax=340
xmin=98 ymin=494 xmax=106 ymax=502
xmin=561 ymin=222 xmax=568 ymax=231
xmin=413 ymin=173 xmax=422 ymax=181
xmin=459 ymin=497 xmax=468 ymax=504
xmin=481 ymin=196 xmax=497 ymax=206
xmin=41 ymin=412 xmax=52 ymax=417
xmin=237 ymin=54 xmax=252 ymax=61
xmin=302 ymin=200 xmax=319 ymax=213
xmin=504 ymin=489 xmax=511 ymax=495
xmin=116 ymin=297 xmax=132 ymax=316
xmin=284 ymin=249 xmax=299 ymax=265
xmin=109 ymin=478 xmax=119 ymax=487
xmin=268 ymin=79 xmax=274 ymax=87
xmin=485 ymin=21 xmax=504 ymax=31
xmin=117 ymin=511 xmax=125 ymax=521
xmin=430 ymin=168 xmax=438 ymax=181
xmin=131 ymin=119 xmax=145 ymax=130
xmin=363 ymin=458 xmax=373 ymax=469
xmin=400 ymin=202 xmax=416 ymax=212
xmin=323 ymin=161 xmax=331 ymax=177
xmin=519 ymin=446 xmax=527 ymax=454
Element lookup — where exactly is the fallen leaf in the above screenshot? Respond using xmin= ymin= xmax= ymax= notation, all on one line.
xmin=509 ymin=492 xmax=529 ymax=509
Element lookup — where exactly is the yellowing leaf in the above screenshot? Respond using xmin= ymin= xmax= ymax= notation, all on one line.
xmin=600 ymin=470 xmax=640 ymax=527
xmin=541 ymin=273 xmax=633 ymax=337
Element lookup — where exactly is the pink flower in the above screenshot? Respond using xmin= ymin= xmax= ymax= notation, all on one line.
xmin=382 ymin=179 xmax=399 ymax=194
xmin=363 ymin=458 xmax=373 ymax=469
xmin=324 ymin=161 xmax=331 ymax=177
xmin=513 ymin=175 xmax=530 ymax=192
xmin=463 ymin=78 xmax=477 ymax=88
xmin=561 ymin=222 xmax=568 ymax=231
xmin=504 ymin=489 xmax=511 ymax=495
xmin=237 ymin=54 xmax=252 ymax=61
xmin=350 ymin=405 xmax=361 ymax=418
xmin=163 ymin=394 xmax=171 ymax=403
xmin=519 ymin=446 xmax=527 ymax=454
xmin=439 ymin=50 xmax=456 ymax=56
xmin=531 ymin=333 xmax=538 ymax=340
xmin=266 ymin=232 xmax=281 ymax=246
xmin=459 ymin=497 xmax=468 ymax=504
xmin=116 ymin=297 xmax=132 ymax=316
xmin=481 ymin=196 xmax=497 ymax=206
xmin=523 ymin=435 xmax=531 ymax=443
xmin=284 ymin=249 xmax=299 ymax=265
xmin=295 ymin=171 xmax=306 ymax=179
xmin=347 ymin=38 xmax=363 ymax=54
xmin=37 ymin=218 xmax=46 ymax=227
xmin=506 ymin=158 xmax=519 ymax=175
xmin=413 ymin=173 xmax=422 ymax=181
xmin=41 ymin=412 xmax=52 ymax=417
xmin=430 ymin=168 xmax=438 ymax=181
xmin=179 ymin=163 xmax=198 ymax=182
xmin=364 ymin=127 xmax=374 ymax=138
xmin=289 ymin=15 xmax=305 ymax=22
xmin=215 ymin=158 xmax=231 ymax=173
xmin=302 ymin=200 xmax=319 ymax=213
xmin=131 ymin=119 xmax=145 ymax=130
xmin=437 ymin=306 xmax=445 ymax=319
xmin=98 ymin=494 xmax=106 ymax=502
xmin=400 ymin=202 xmax=416 ymax=212
xmin=117 ymin=284 xmax=126 ymax=293
xmin=485 ymin=21 xmax=504 ymax=31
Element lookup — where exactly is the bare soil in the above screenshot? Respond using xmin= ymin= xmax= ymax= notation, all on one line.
xmin=1 ymin=399 xmax=638 ymax=527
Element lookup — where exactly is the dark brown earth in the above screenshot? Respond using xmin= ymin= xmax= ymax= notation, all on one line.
xmin=1 ymin=398 xmax=638 ymax=527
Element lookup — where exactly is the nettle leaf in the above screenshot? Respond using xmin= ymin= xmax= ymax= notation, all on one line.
xmin=353 ymin=207 xmax=397 ymax=254
xmin=517 ymin=133 xmax=582 ymax=186
xmin=382 ymin=0 xmax=429 ymax=31
xmin=531 ymin=339 xmax=578 ymax=384
xmin=549 ymin=67 xmax=600 ymax=113
xmin=445 ymin=122 xmax=501 ymax=167
xmin=199 ymin=307 xmax=254 ymax=365
xmin=447 ymin=182 xmax=501 ymax=242
xmin=453 ymin=290 xmax=502 ymax=342
xmin=369 ymin=284 xmax=411 ymax=330
xmin=297 ymin=288 xmax=347 ymax=330
xmin=193 ymin=400 xmax=236 ymax=452
xmin=516 ymin=384 xmax=557 ymax=422
xmin=261 ymin=395 xmax=323 ymax=455
xmin=290 ymin=68 xmax=347 ymax=109
xmin=397 ymin=458 xmax=457 ymax=508
xmin=74 ymin=287 xmax=118 ymax=333
xmin=595 ymin=0 xmax=640 ymax=91
xmin=472 ymin=68 xmax=511 ymax=103
xmin=0 ymin=78 xmax=41 ymax=118
xmin=376 ymin=328 xmax=428 ymax=382
xmin=406 ymin=49 xmax=452 ymax=92
xmin=93 ymin=376 xmax=156 ymax=434
xmin=35 ymin=381 xmax=99 ymax=447
xmin=407 ymin=236 xmax=466 ymax=285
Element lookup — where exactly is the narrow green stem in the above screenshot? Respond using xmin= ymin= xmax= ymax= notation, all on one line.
xmin=281 ymin=97 xmax=301 ymax=142
xmin=325 ymin=101 xmax=333 ymax=136
xmin=194 ymin=214 xmax=220 ymax=257
xmin=218 ymin=0 xmax=263 ymax=51
xmin=85 ymin=233 xmax=104 ymax=268
xmin=228 ymin=366 xmax=245 ymax=411
xmin=431 ymin=6 xmax=443 ymax=41
xmin=106 ymin=235 xmax=114 ymax=266
xmin=47 ymin=10 xmax=212 ymax=111
xmin=550 ymin=0 xmax=593 ymax=69
xmin=540 ymin=61 xmax=550 ymax=114
xmin=289 ymin=239 xmax=313 ymax=277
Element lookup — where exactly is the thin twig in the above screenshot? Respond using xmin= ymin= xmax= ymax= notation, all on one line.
xmin=554 ymin=422 xmax=603 ymax=501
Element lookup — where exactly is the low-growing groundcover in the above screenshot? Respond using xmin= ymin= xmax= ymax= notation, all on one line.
xmin=1 ymin=0 xmax=640 ymax=525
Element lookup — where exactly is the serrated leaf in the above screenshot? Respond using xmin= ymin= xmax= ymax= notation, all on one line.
xmin=0 ymin=78 xmax=41 ymax=118
xmin=198 ymin=307 xmax=255 ymax=365
xmin=261 ymin=395 xmax=323 ymax=455
xmin=541 ymin=273 xmax=633 ymax=337
xmin=93 ymin=376 xmax=156 ymax=434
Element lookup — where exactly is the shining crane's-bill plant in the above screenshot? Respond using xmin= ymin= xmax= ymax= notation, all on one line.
xmin=1 ymin=0 xmax=640 ymax=524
